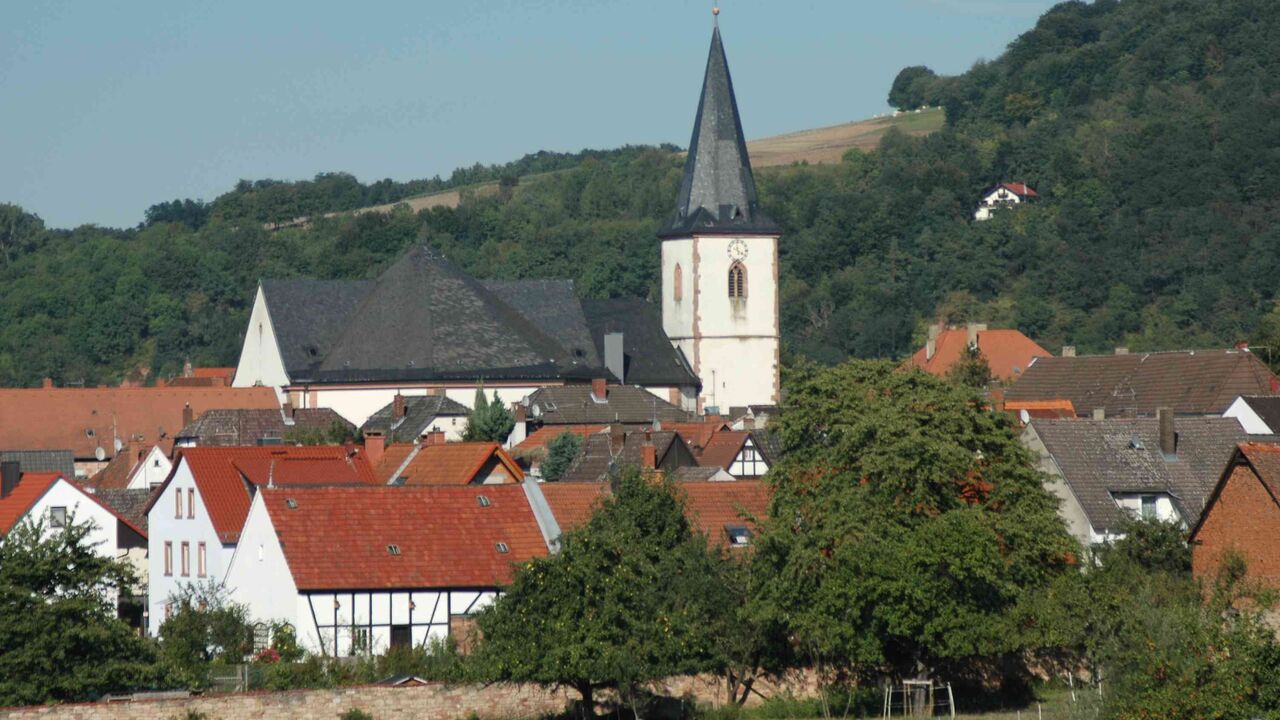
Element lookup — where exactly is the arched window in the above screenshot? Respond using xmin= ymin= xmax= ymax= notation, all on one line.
xmin=728 ymin=262 xmax=746 ymax=299
xmin=673 ymin=263 xmax=683 ymax=302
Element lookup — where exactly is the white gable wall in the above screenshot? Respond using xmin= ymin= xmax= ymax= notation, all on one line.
xmin=129 ymin=447 xmax=173 ymax=490
xmin=232 ymin=285 xmax=291 ymax=403
xmin=225 ymin=494 xmax=299 ymax=631
xmin=13 ymin=478 xmax=120 ymax=557
xmin=1223 ymin=396 xmax=1272 ymax=434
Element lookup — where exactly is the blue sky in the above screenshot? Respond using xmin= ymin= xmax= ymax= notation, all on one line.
xmin=0 ymin=0 xmax=1061 ymax=228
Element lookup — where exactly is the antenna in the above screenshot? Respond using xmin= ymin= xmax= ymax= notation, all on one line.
xmin=267 ymin=459 xmax=275 ymax=489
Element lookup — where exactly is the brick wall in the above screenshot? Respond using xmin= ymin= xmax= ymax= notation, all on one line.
xmin=0 ymin=672 xmax=820 ymax=720
xmin=1192 ymin=463 xmax=1280 ymax=586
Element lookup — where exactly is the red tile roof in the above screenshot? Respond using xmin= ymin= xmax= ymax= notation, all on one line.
xmin=999 ymin=182 xmax=1037 ymax=197
xmin=260 ymin=485 xmax=548 ymax=590
xmin=374 ymin=442 xmax=524 ymax=485
xmin=160 ymin=446 xmax=377 ymax=544
xmin=0 ymin=386 xmax=279 ymax=459
xmin=698 ymin=431 xmax=750 ymax=470
xmin=514 ymin=425 xmax=608 ymax=454
xmin=908 ymin=328 xmax=1051 ymax=383
xmin=0 ymin=472 xmax=147 ymax=538
xmin=88 ymin=444 xmax=156 ymax=490
xmin=663 ymin=421 xmax=731 ymax=453
xmin=539 ymin=480 xmax=770 ymax=548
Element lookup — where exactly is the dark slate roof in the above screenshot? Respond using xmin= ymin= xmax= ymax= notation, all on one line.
xmin=750 ymin=428 xmax=782 ymax=464
xmin=360 ymin=395 xmax=471 ymax=443
xmin=0 ymin=450 xmax=75 ymax=478
xmin=659 ymin=26 xmax=778 ymax=239
xmin=94 ymin=488 xmax=154 ymax=533
xmin=302 ymin=246 xmax=596 ymax=384
xmin=176 ymin=408 xmax=353 ymax=445
xmin=483 ymin=279 xmax=602 ymax=369
xmin=580 ymin=299 xmax=699 ymax=387
xmin=1006 ymin=349 xmax=1279 ymax=417
xmin=559 ymin=431 xmax=682 ymax=483
xmin=261 ymin=279 xmax=374 ymax=375
xmin=1237 ymin=396 xmax=1280 ymax=433
xmin=527 ymin=385 xmax=696 ymax=426
xmin=1029 ymin=416 xmax=1264 ymax=532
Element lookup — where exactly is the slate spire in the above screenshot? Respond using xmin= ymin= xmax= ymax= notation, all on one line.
xmin=660 ymin=25 xmax=778 ymax=238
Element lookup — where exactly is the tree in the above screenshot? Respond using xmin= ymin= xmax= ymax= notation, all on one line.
xmin=541 ymin=432 xmax=583 ymax=481
xmin=463 ymin=389 xmax=516 ymax=443
xmin=474 ymin=470 xmax=727 ymax=716
xmin=0 ymin=516 xmax=157 ymax=705
xmin=157 ymin=580 xmax=254 ymax=688
xmin=753 ymin=360 xmax=1076 ymax=686
xmin=887 ymin=66 xmax=939 ymax=110
xmin=947 ymin=343 xmax=992 ymax=388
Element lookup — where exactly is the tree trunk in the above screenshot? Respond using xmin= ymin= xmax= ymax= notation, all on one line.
xmin=576 ymin=681 xmax=594 ymax=720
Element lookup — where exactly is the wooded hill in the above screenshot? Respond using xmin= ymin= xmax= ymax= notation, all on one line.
xmin=1 ymin=0 xmax=1278 ymax=386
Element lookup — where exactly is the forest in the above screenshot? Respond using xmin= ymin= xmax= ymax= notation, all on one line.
xmin=1 ymin=0 xmax=1279 ymax=386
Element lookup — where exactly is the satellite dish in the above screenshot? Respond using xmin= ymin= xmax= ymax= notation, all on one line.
xmin=114 ymin=438 xmax=124 ymax=453
xmin=94 ymin=446 xmax=106 ymax=462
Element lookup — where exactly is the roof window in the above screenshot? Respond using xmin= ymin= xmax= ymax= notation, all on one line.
xmin=496 ymin=542 xmax=509 ymax=554
xmin=725 ymin=525 xmax=753 ymax=547
xmin=477 ymin=495 xmax=491 ymax=508
xmin=285 ymin=498 xmax=298 ymax=509
xmin=387 ymin=544 xmax=401 ymax=556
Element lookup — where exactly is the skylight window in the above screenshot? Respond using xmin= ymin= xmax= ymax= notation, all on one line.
xmin=477 ymin=495 xmax=491 ymax=508
xmin=285 ymin=498 xmax=298 ymax=509
xmin=496 ymin=542 xmax=510 ymax=554
xmin=387 ymin=544 xmax=401 ymax=556
xmin=725 ymin=525 xmax=753 ymax=547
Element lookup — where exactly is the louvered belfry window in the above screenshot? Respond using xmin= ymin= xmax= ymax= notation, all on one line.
xmin=728 ymin=262 xmax=746 ymax=299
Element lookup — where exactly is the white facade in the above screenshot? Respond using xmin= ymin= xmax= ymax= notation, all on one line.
xmin=1223 ymin=396 xmax=1272 ymax=434
xmin=232 ymin=285 xmax=291 ymax=404
xmin=146 ymin=458 xmax=235 ymax=636
xmin=9 ymin=478 xmax=122 ymax=558
xmin=128 ymin=446 xmax=173 ymax=490
xmin=662 ymin=233 xmax=780 ymax=412
xmin=974 ymin=186 xmax=1031 ymax=221
xmin=226 ymin=494 xmax=496 ymax=656
xmin=291 ymin=383 xmax=543 ymax=429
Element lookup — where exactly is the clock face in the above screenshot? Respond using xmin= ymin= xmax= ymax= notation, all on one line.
xmin=727 ymin=239 xmax=748 ymax=261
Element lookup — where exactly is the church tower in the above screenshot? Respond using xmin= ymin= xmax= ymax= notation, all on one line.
xmin=660 ymin=20 xmax=780 ymax=412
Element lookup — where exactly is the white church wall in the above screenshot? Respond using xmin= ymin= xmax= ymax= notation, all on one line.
xmin=232 ymin=286 xmax=291 ymax=403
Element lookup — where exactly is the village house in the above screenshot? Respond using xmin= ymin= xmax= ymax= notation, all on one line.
xmin=144 ymin=446 xmax=378 ymax=636
xmin=368 ymin=436 xmax=524 ymax=486
xmin=697 ymin=430 xmax=774 ymax=479
xmin=0 ymin=382 xmax=279 ymax=478
xmin=87 ymin=443 xmax=172 ymax=492
xmin=1005 ymin=348 xmax=1280 ymax=418
xmin=524 ymin=383 xmax=695 ymax=428
xmin=556 ymin=428 xmax=698 ymax=484
xmin=907 ymin=323 xmax=1051 ymax=384
xmin=175 ymin=407 xmax=353 ymax=448
xmin=1190 ymin=442 xmax=1280 ymax=588
xmin=1021 ymin=412 xmax=1257 ymax=549
xmin=974 ymin=182 xmax=1037 ymax=221
xmin=223 ymin=485 xmax=550 ymax=656
xmin=359 ymin=394 xmax=471 ymax=443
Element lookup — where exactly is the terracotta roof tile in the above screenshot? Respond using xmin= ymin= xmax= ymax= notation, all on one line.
xmin=908 ymin=328 xmax=1051 ymax=383
xmin=0 ymin=472 xmax=61 ymax=535
xmin=261 ymin=485 xmax=547 ymax=590
xmin=514 ymin=425 xmax=608 ymax=455
xmin=699 ymin=431 xmax=749 ymax=470
xmin=391 ymin=443 xmax=524 ymax=486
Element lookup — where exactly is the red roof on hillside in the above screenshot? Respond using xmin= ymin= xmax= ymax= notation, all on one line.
xmin=991 ymin=182 xmax=1037 ymax=197
xmin=160 ymin=446 xmax=377 ymax=543
xmin=0 ymin=386 xmax=279 ymax=459
xmin=908 ymin=328 xmax=1051 ymax=383
xmin=260 ymin=485 xmax=547 ymax=590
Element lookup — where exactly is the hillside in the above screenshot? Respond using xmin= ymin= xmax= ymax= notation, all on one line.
xmin=0 ymin=0 xmax=1278 ymax=386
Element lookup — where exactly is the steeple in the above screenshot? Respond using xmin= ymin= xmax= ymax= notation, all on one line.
xmin=659 ymin=25 xmax=778 ymax=239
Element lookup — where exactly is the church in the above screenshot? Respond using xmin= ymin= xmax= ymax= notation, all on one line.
xmin=232 ymin=21 xmax=780 ymax=425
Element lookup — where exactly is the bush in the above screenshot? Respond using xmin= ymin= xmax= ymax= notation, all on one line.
xmin=339 ymin=710 xmax=373 ymax=720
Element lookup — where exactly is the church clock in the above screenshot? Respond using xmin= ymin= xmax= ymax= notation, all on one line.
xmin=727 ymin=239 xmax=748 ymax=261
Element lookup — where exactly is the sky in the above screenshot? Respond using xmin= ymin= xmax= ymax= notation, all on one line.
xmin=0 ymin=0 xmax=1062 ymax=229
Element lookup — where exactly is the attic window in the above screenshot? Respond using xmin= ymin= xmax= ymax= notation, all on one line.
xmin=477 ymin=495 xmax=491 ymax=508
xmin=387 ymin=544 xmax=401 ymax=556
xmin=1129 ymin=434 xmax=1145 ymax=450
xmin=85 ymin=428 xmax=95 ymax=438
xmin=495 ymin=542 xmax=510 ymax=554
xmin=391 ymin=476 xmax=407 ymax=487
xmin=725 ymin=525 xmax=752 ymax=547
xmin=285 ymin=498 xmax=298 ymax=509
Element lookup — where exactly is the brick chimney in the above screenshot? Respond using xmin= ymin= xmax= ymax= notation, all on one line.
xmin=925 ymin=323 xmax=942 ymax=361
xmin=182 ymin=358 xmax=193 ymax=378
xmin=966 ymin=323 xmax=987 ymax=349
xmin=641 ymin=430 xmax=657 ymax=470
xmin=1114 ymin=347 xmax=1129 ymax=355
xmin=609 ymin=423 xmax=626 ymax=453
xmin=41 ymin=377 xmax=53 ymax=389
xmin=364 ymin=431 xmax=385 ymax=468
xmin=422 ymin=430 xmax=445 ymax=446
xmin=510 ymin=402 xmax=526 ymax=423
xmin=0 ymin=461 xmax=19 ymax=499
xmin=1061 ymin=345 xmax=1076 ymax=357
xmin=393 ymin=393 xmax=407 ymax=419
xmin=1092 ymin=408 xmax=1106 ymax=420
xmin=182 ymin=403 xmax=194 ymax=429
xmin=591 ymin=378 xmax=608 ymax=403
xmin=1157 ymin=407 xmax=1176 ymax=458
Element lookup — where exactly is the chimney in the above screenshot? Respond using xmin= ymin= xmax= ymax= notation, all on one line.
xmin=1 ymin=461 xmax=19 ymax=499
xmin=182 ymin=403 xmax=194 ymax=429
xmin=1062 ymin=345 xmax=1076 ymax=358
xmin=393 ymin=393 xmax=407 ymax=419
xmin=511 ymin=402 xmax=526 ymax=423
xmin=604 ymin=332 xmax=625 ymax=385
xmin=1114 ymin=347 xmax=1129 ymax=355
xmin=926 ymin=323 xmax=942 ymax=361
xmin=41 ymin=377 xmax=53 ymax=389
xmin=182 ymin=358 xmax=193 ymax=378
xmin=364 ymin=431 xmax=385 ymax=468
xmin=641 ymin=435 xmax=657 ymax=470
xmin=609 ymin=423 xmax=626 ymax=453
xmin=422 ymin=430 xmax=445 ymax=447
xmin=591 ymin=377 xmax=608 ymax=403
xmin=1092 ymin=408 xmax=1106 ymax=420
xmin=1157 ymin=407 xmax=1176 ymax=457
xmin=282 ymin=398 xmax=295 ymax=420
xmin=966 ymin=323 xmax=987 ymax=349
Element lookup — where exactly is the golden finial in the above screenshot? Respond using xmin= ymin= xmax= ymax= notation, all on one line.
xmin=712 ymin=4 xmax=719 ymax=26
xmin=712 ymin=5 xmax=720 ymax=15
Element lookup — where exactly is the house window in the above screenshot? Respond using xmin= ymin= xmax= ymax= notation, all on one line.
xmin=187 ymin=488 xmax=195 ymax=519
xmin=725 ymin=525 xmax=753 ymax=548
xmin=164 ymin=542 xmax=173 ymax=576
xmin=673 ymin=263 xmax=683 ymax=302
xmin=175 ymin=488 xmax=183 ymax=519
xmin=728 ymin=262 xmax=746 ymax=299
xmin=390 ymin=624 xmax=412 ymax=649
xmin=197 ymin=542 xmax=207 ymax=577
xmin=180 ymin=542 xmax=190 ymax=577
xmin=730 ymin=442 xmax=768 ymax=478
xmin=49 ymin=506 xmax=68 ymax=529
xmin=350 ymin=626 xmax=370 ymax=656
xmin=1140 ymin=495 xmax=1158 ymax=520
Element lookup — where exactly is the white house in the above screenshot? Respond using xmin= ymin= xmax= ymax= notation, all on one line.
xmin=1222 ymin=395 xmax=1280 ymax=435
xmin=144 ymin=445 xmax=378 ymax=636
xmin=223 ymin=484 xmax=551 ymax=656
xmin=974 ymin=182 xmax=1038 ymax=221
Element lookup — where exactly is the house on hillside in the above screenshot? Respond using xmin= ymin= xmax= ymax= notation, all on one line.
xmin=368 ymin=436 xmax=523 ymax=486
xmin=1005 ymin=348 xmax=1280 ymax=418
xmin=1191 ymin=443 xmax=1280 ymax=588
xmin=0 ymin=383 xmax=279 ymax=478
xmin=1222 ymin=395 xmax=1280 ymax=435
xmin=223 ymin=485 xmax=550 ymax=655
xmin=144 ymin=446 xmax=378 ymax=636
xmin=974 ymin=182 xmax=1037 ymax=221
xmin=360 ymin=394 xmax=471 ymax=444
xmin=907 ymin=323 xmax=1051 ymax=384
xmin=1022 ymin=413 xmax=1258 ymax=549
xmin=0 ymin=462 xmax=148 ymax=626
xmin=175 ymin=407 xmax=353 ymax=448
xmin=230 ymin=247 xmax=699 ymax=426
